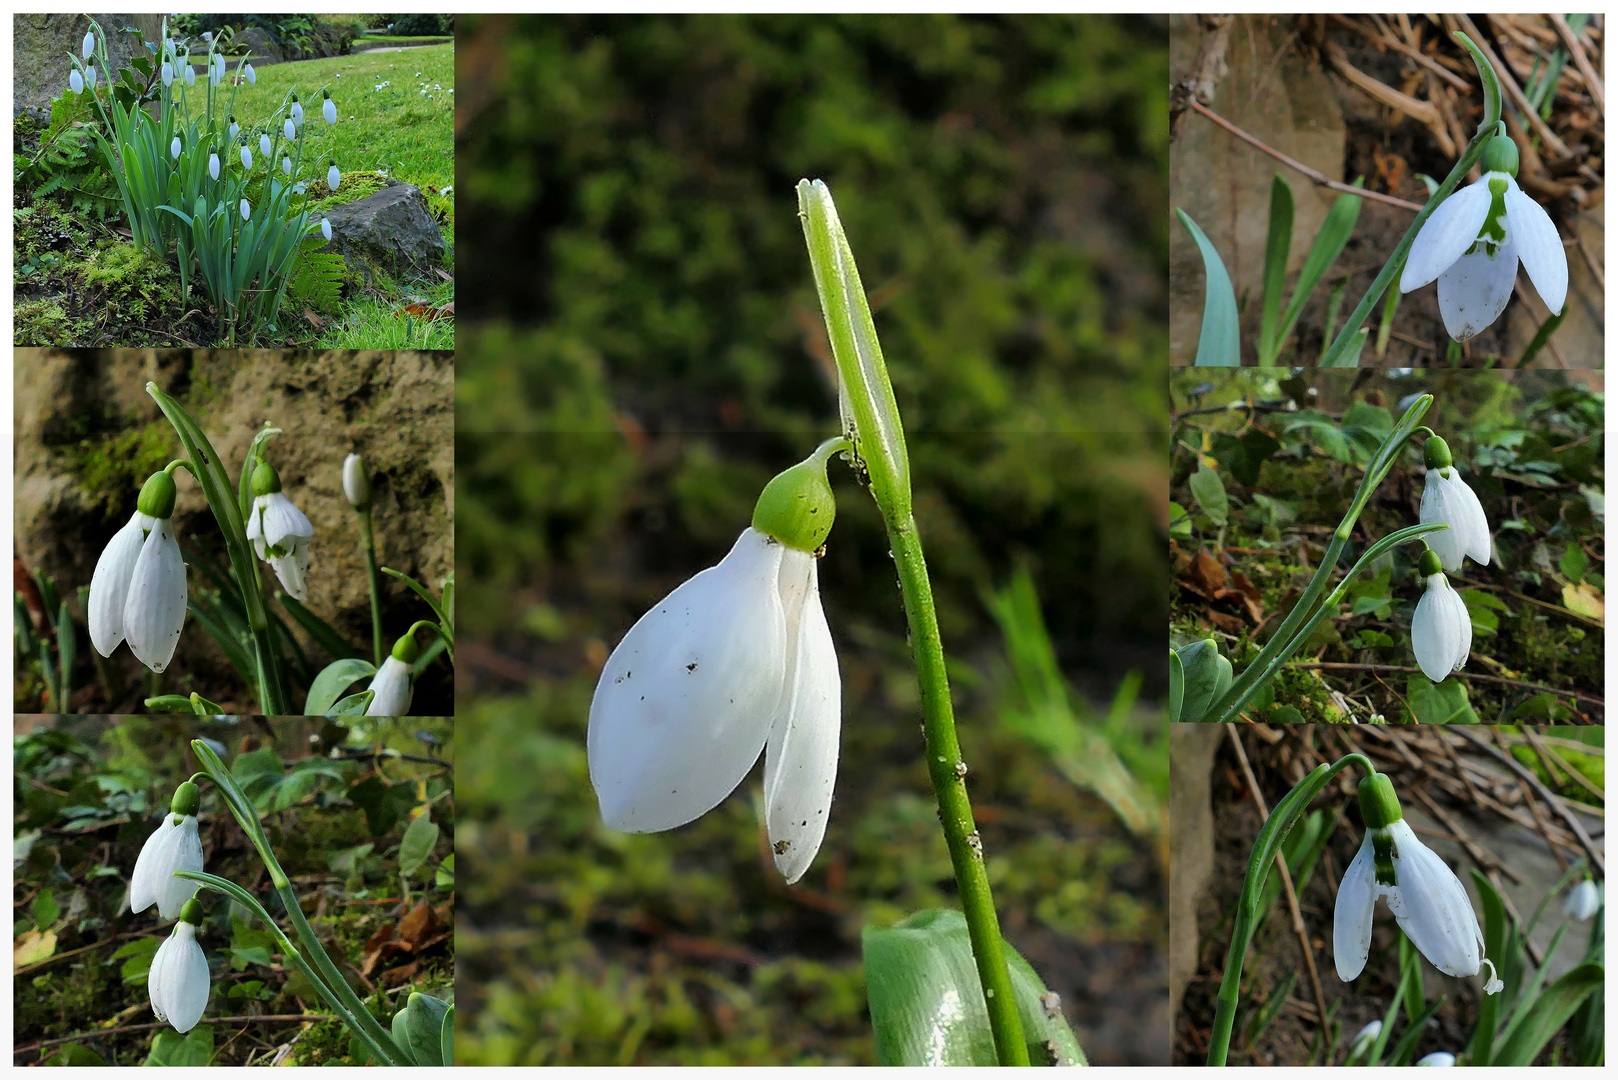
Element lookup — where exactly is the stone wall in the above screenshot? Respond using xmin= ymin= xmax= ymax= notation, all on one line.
xmin=14 ymin=14 xmax=163 ymax=123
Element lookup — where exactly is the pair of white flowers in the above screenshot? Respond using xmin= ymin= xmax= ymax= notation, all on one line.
xmin=588 ymin=445 xmax=843 ymax=884
xmin=1401 ymin=131 xmax=1567 ymax=343
xmin=132 ymin=782 xmax=210 ymax=1033
xmin=1411 ymin=436 xmax=1490 ymax=684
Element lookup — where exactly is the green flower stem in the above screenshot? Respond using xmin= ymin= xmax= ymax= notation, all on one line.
xmin=359 ymin=509 xmax=384 ymax=666
xmin=1205 ymin=395 xmax=1433 ymax=724
xmin=175 ymin=869 xmax=403 ymax=1067
xmin=1321 ymin=32 xmax=1502 ymax=366
xmin=189 ymin=740 xmax=407 ymax=1064
xmin=798 ymin=179 xmax=1027 ymax=1065
xmin=147 ymin=384 xmax=290 ymax=714
xmin=1207 ymin=752 xmax=1378 ymax=1066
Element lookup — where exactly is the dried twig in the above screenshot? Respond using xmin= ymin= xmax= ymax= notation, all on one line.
xmin=14 ymin=1016 xmax=336 ymax=1058
xmin=1287 ymin=662 xmax=1603 ymax=711
xmin=1549 ymin=14 xmax=1604 ymax=115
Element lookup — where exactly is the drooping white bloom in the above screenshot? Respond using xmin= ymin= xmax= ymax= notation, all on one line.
xmin=1416 ymin=1053 xmax=1457 ymax=1067
xmin=208 ymin=151 xmax=219 ymax=180
xmin=182 ymin=63 xmax=193 ymax=87
xmin=170 ymin=135 xmax=181 ymax=159
xmin=161 ymin=61 xmax=173 ymax=86
xmin=227 ymin=117 xmax=238 ymax=140
xmin=282 ymin=155 xmax=291 ymax=175
xmin=86 ymin=66 xmax=97 ymax=89
xmin=1412 ymin=562 xmax=1471 ymax=684
xmin=209 ymin=55 xmax=221 ymax=86
xmin=283 ymin=118 xmax=296 ymax=141
xmin=239 ymin=198 xmax=251 ymax=220
xmin=327 ymin=162 xmax=341 ymax=191
xmin=290 ymin=99 xmax=304 ymax=126
xmin=342 ymin=453 xmax=370 ymax=509
xmin=321 ymin=216 xmax=333 ymax=241
xmin=589 ymin=527 xmax=841 ymax=884
xmin=245 ymin=478 xmax=314 ymax=601
xmin=1400 ymin=135 xmax=1568 ymax=342
xmin=364 ymin=655 xmax=414 ymax=716
xmin=1349 ymin=1021 xmax=1382 ymax=1054
xmin=149 ymin=919 xmax=209 ymax=1033
xmin=1335 ymin=777 xmax=1501 ymax=995
xmin=83 ymin=30 xmax=95 ymax=59
xmin=90 ymin=473 xmax=188 ymax=673
xmin=322 ymin=92 xmax=337 ymax=125
xmin=239 ymin=143 xmax=251 ymax=169
xmin=244 ymin=63 xmax=256 ymax=85
xmin=1564 ymin=879 xmax=1600 ymax=921
xmin=70 ymin=68 xmax=84 ymax=94
xmin=259 ymin=132 xmax=271 ymax=157
xmin=130 ymin=813 xmax=202 ymax=918
xmin=1419 ymin=437 xmax=1490 ymax=573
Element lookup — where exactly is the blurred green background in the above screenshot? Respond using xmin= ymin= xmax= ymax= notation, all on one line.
xmin=454 ymin=14 xmax=1170 ymax=1064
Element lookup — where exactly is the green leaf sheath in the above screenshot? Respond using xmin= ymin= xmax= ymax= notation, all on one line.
xmin=1176 ymin=209 xmax=1241 ymax=366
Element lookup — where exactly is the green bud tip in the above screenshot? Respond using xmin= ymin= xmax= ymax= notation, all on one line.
xmin=1358 ymin=772 xmax=1403 ymax=830
xmin=1418 ymin=546 xmax=1444 ymax=578
xmin=250 ymin=460 xmax=282 ymax=496
xmin=1422 ymin=434 xmax=1453 ymax=471
xmin=390 ymin=632 xmax=420 ymax=664
xmin=136 ymin=470 xmax=178 ymax=519
xmin=169 ymin=780 xmax=201 ymax=817
xmin=751 ymin=441 xmax=841 ymax=552
xmin=177 ymin=897 xmax=204 ymax=925
xmin=1482 ymin=133 xmax=1519 ymax=178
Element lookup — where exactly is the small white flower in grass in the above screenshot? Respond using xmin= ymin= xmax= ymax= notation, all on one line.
xmin=70 ymin=68 xmax=84 ymax=94
xmin=227 ymin=115 xmax=238 ymax=140
xmin=83 ymin=30 xmax=95 ymax=58
xmin=170 ymin=135 xmax=181 ymax=159
xmin=283 ymin=118 xmax=296 ymax=141
xmin=282 ymin=155 xmax=291 ymax=175
xmin=244 ymin=63 xmax=255 ymax=85
xmin=239 ymin=198 xmax=250 ymax=220
xmin=1348 ymin=1021 xmax=1381 ymax=1056
xmin=1415 ymin=1053 xmax=1456 ymax=1067
xmin=1400 ymin=132 xmax=1567 ymax=341
xmin=182 ymin=63 xmax=193 ymax=87
xmin=208 ymin=148 xmax=219 ymax=180
xmin=1419 ymin=436 xmax=1490 ymax=572
xmin=327 ymin=161 xmax=341 ymax=191
xmin=86 ymin=66 xmax=97 ymax=89
xmin=342 ymin=453 xmax=370 ymax=509
xmin=321 ymin=216 xmax=332 ymax=241
xmin=131 ymin=782 xmax=203 ymax=918
xmin=365 ymin=634 xmax=417 ymax=716
xmin=148 ymin=898 xmax=210 ymax=1033
xmin=1411 ymin=547 xmax=1471 ymax=684
xmin=290 ymin=96 xmax=303 ymax=126
xmin=161 ymin=61 xmax=173 ymax=87
xmin=239 ymin=142 xmax=251 ymax=169
xmin=1335 ymin=773 xmax=1502 ymax=994
xmin=259 ymin=132 xmax=271 ymax=158
xmin=589 ymin=444 xmax=843 ymax=884
xmin=322 ymin=90 xmax=337 ymax=125
xmin=244 ymin=462 xmax=314 ymax=601
xmin=89 ymin=470 xmax=188 ymax=673
xmin=1564 ymin=879 xmax=1600 ymax=921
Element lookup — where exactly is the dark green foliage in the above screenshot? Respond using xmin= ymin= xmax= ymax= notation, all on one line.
xmin=13 ymin=94 xmax=119 ymax=219
xmin=389 ymin=14 xmax=453 ymax=36
xmin=287 ymin=243 xmax=348 ymax=315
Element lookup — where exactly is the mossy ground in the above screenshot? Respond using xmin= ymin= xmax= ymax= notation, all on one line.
xmin=13 ymin=718 xmax=452 ymax=1066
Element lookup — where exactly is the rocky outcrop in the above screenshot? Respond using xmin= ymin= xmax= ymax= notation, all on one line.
xmin=13 ymin=13 xmax=163 ymax=123
xmin=322 ymin=182 xmax=447 ymax=278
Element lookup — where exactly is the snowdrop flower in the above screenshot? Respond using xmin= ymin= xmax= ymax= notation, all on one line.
xmin=244 ymin=62 xmax=256 ymax=85
xmin=1335 ymin=773 xmax=1502 ymax=994
xmin=161 ymin=61 xmax=174 ymax=86
xmin=1419 ymin=436 xmax=1490 ymax=573
xmin=322 ymin=90 xmax=337 ymax=125
xmin=86 ymin=66 xmax=97 ymax=89
xmin=209 ymin=55 xmax=222 ymax=86
xmin=89 ymin=470 xmax=188 ymax=673
xmin=342 ymin=453 xmax=370 ymax=509
xmin=227 ymin=115 xmax=238 ymax=140
xmin=1564 ymin=879 xmax=1600 ymax=921
xmin=365 ymin=633 xmax=417 ymax=716
xmin=290 ymin=95 xmax=303 ymax=126
xmin=183 ymin=63 xmax=193 ymax=87
xmin=327 ymin=160 xmax=341 ymax=191
xmin=283 ymin=118 xmax=296 ymax=141
xmin=83 ymin=30 xmax=95 ymax=59
xmin=1411 ymin=547 xmax=1471 ymax=684
xmin=170 ymin=135 xmax=181 ymax=159
xmin=208 ymin=148 xmax=219 ymax=180
xmin=130 ymin=781 xmax=203 ymax=918
xmin=239 ymin=198 xmax=250 ymax=220
xmin=149 ymin=898 xmax=210 ymax=1034
xmin=259 ymin=132 xmax=271 ymax=157
xmin=589 ymin=442 xmax=844 ymax=884
xmin=1416 ymin=1053 xmax=1457 ymax=1067
xmin=70 ymin=68 xmax=84 ymax=94
xmin=1348 ymin=1021 xmax=1381 ymax=1057
xmin=238 ymin=141 xmax=251 ymax=169
xmin=282 ymin=155 xmax=291 ymax=176
xmin=244 ymin=462 xmax=314 ymax=601
xmin=1400 ymin=132 xmax=1567 ymax=341
xmin=321 ymin=216 xmax=333 ymax=240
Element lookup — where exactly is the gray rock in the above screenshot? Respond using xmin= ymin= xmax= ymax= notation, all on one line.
xmin=13 ymin=13 xmax=163 ymax=123
xmin=233 ymin=26 xmax=281 ymax=64
xmin=321 ymin=181 xmax=445 ymax=278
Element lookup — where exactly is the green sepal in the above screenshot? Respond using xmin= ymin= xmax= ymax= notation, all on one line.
xmin=170 ymin=780 xmax=201 ymax=816
xmin=1422 ymin=435 xmax=1453 ymax=470
xmin=1418 ymin=547 xmax=1444 ymax=578
xmin=250 ymin=461 xmax=281 ymax=495
xmin=752 ymin=444 xmax=838 ymax=552
xmin=1481 ymin=134 xmax=1519 ymax=177
xmin=1358 ymin=772 xmax=1403 ymax=829
xmin=390 ymin=632 xmax=420 ymax=664
xmin=137 ymin=470 xmax=178 ymax=519
xmin=177 ymin=897 xmax=204 ymax=925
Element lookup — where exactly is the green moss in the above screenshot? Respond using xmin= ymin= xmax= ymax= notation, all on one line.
xmin=14 ymin=298 xmax=74 ymax=345
xmin=78 ymin=241 xmax=184 ymax=330
xmin=59 ymin=422 xmax=173 ymax=511
xmin=305 ymin=169 xmax=391 ymax=217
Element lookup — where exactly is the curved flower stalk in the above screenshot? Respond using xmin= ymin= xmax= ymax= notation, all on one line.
xmin=365 ymin=633 xmax=418 ymax=716
xmin=149 ymin=898 xmax=210 ymax=1033
xmin=1335 ymin=773 xmax=1502 ymax=993
xmin=588 ymin=441 xmax=844 ymax=884
xmin=1564 ymin=878 xmax=1600 ymax=921
xmin=1400 ymin=130 xmax=1567 ymax=342
xmin=1419 ymin=436 xmax=1490 ymax=572
xmin=1411 ymin=547 xmax=1471 ymax=683
xmin=245 ymin=462 xmax=314 ymax=601
xmin=88 ymin=468 xmax=189 ymax=673
xmin=130 ymin=781 xmax=204 ymax=918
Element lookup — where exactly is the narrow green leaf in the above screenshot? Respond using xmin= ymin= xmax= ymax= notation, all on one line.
xmin=304 ymin=658 xmax=377 ymax=716
xmin=404 ymin=993 xmax=450 ymax=1067
xmin=1492 ymin=962 xmax=1605 ymax=1066
xmin=440 ymin=1005 xmax=455 ymax=1067
xmin=1276 ymin=181 xmax=1363 ymax=362
xmin=144 ymin=694 xmax=200 ymax=713
xmin=390 ymin=1008 xmax=417 ymax=1066
xmin=57 ymin=600 xmax=75 ymax=709
xmin=1176 ymin=639 xmax=1232 ymax=724
xmin=1258 ymin=174 xmax=1294 ymax=365
xmin=1176 ymin=209 xmax=1241 ymax=366
xmin=332 ymin=689 xmax=375 ymax=716
xmin=1168 ymin=648 xmax=1185 ymax=724
xmin=380 ymin=568 xmax=451 ymax=640
xmin=280 ymin=593 xmax=364 ymax=660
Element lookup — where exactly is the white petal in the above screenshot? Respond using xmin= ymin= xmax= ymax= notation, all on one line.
xmin=151 ymin=924 xmax=210 ymax=1032
xmin=245 ymin=499 xmax=264 ymax=544
xmin=1442 ymin=471 xmax=1492 ymax=567
xmin=1334 ymin=832 xmax=1379 ymax=980
xmin=1400 ymin=178 xmax=1493 ymax=292
xmin=260 ymin=491 xmax=313 ymax=548
xmin=1565 ymin=880 xmax=1600 ymax=921
xmin=588 ymin=528 xmax=788 ymax=833
xmin=1416 ymin=1052 xmax=1456 ymax=1067
xmin=1384 ymin=820 xmax=1481 ymax=977
xmin=1412 ymin=575 xmax=1462 ymax=683
xmin=124 ymin=520 xmax=187 ymax=673
xmin=89 ymin=512 xmax=150 ymax=657
xmin=1438 ymin=580 xmax=1473 ymax=674
xmin=268 ymin=538 xmax=311 ymax=601
xmin=364 ymin=656 xmax=413 ymax=716
xmin=130 ymin=815 xmax=180 ymax=914
xmin=763 ymin=552 xmax=841 ymax=884
xmin=1436 ymin=232 xmax=1518 ymax=341
xmin=1504 ymin=183 xmax=1567 ymax=314
xmin=151 ymin=816 xmax=204 ymax=919
xmin=1420 ymin=472 xmax=1466 ymax=573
